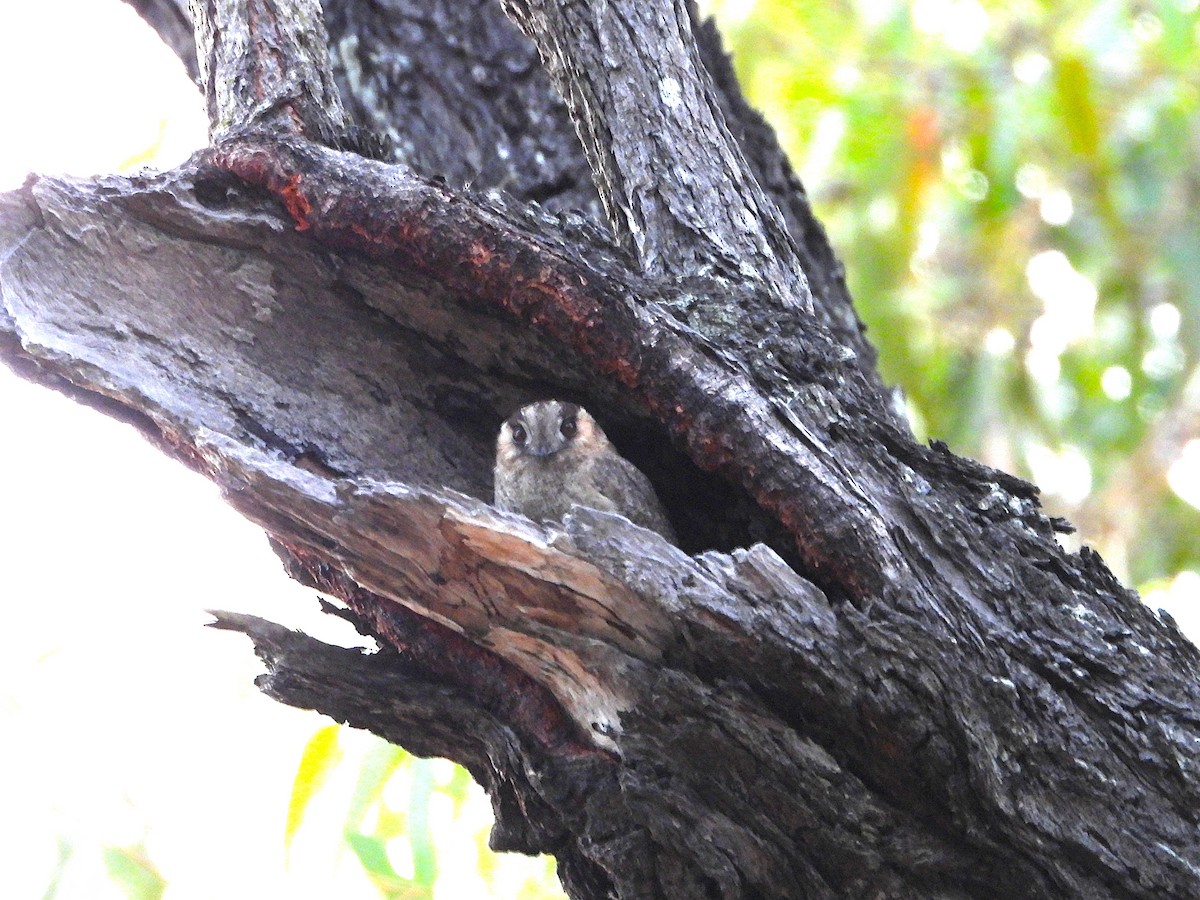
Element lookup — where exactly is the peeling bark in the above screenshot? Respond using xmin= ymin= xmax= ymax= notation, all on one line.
xmin=2 ymin=0 xmax=1197 ymax=897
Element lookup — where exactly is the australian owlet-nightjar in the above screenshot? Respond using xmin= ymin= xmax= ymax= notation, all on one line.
xmin=494 ymin=400 xmax=676 ymax=543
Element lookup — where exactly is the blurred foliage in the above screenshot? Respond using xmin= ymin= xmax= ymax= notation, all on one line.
xmin=100 ymin=845 xmax=165 ymax=900
xmin=706 ymin=0 xmax=1200 ymax=594
xmin=40 ymin=838 xmax=73 ymax=900
xmin=288 ymin=729 xmax=566 ymax=899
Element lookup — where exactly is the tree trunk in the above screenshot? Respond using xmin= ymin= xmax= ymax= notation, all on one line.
xmin=1 ymin=1 xmax=1197 ymax=897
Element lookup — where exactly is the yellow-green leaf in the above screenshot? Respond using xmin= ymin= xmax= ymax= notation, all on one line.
xmin=1053 ymin=54 xmax=1101 ymax=160
xmin=101 ymin=846 xmax=165 ymax=900
xmin=285 ymin=724 xmax=342 ymax=852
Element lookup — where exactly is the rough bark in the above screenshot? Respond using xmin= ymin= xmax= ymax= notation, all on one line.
xmin=1 ymin=1 xmax=1196 ymax=898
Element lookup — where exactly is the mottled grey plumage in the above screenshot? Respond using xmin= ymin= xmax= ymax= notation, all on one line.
xmin=494 ymin=400 xmax=676 ymax=542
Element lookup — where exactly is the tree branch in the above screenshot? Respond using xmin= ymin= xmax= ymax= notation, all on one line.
xmin=204 ymin=609 xmax=620 ymax=896
xmin=127 ymin=0 xmax=878 ymax=362
xmin=190 ymin=0 xmax=352 ymax=142
xmin=321 ymin=0 xmax=605 ymax=216
xmin=690 ymin=15 xmax=877 ymax=364
xmin=499 ymin=0 xmax=810 ymax=310
xmin=206 ymin=609 xmax=502 ymax=772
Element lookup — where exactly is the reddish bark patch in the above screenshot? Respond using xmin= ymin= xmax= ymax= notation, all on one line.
xmin=278 ymin=173 xmax=313 ymax=230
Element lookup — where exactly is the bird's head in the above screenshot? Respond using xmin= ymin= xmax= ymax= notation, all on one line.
xmin=496 ymin=400 xmax=606 ymax=465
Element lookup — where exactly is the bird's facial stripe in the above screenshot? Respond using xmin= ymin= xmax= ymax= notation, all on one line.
xmin=529 ymin=410 xmax=563 ymax=456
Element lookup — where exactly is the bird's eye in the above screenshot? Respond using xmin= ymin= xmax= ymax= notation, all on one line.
xmin=511 ymin=424 xmax=528 ymax=446
xmin=560 ymin=416 xmax=577 ymax=439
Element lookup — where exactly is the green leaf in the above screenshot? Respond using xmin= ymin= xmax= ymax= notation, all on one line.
xmin=346 ymin=832 xmax=400 ymax=880
xmin=101 ymin=846 xmax=166 ymax=900
xmin=346 ymin=833 xmax=433 ymax=900
xmin=285 ymin=724 xmax=343 ymax=851
xmin=344 ymin=739 xmax=409 ymax=834
xmin=1052 ymin=52 xmax=1104 ymax=162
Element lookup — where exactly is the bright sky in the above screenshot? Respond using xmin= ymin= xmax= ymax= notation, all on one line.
xmin=0 ymin=2 xmax=1196 ymax=897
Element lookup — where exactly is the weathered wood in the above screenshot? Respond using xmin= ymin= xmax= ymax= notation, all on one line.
xmin=135 ymin=0 xmax=875 ymax=353
xmin=190 ymin=0 xmax=353 ymax=141
xmin=2 ymin=1 xmax=1198 ymax=898
xmin=322 ymin=0 xmax=606 ymax=218
xmin=498 ymin=0 xmax=808 ymax=306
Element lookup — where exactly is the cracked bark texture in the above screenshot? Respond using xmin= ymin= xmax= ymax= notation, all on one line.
xmin=0 ymin=0 xmax=1196 ymax=898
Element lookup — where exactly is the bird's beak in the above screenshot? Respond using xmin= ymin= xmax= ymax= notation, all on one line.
xmin=527 ymin=444 xmax=555 ymax=458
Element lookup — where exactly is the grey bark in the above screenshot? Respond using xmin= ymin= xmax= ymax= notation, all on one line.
xmin=0 ymin=1 xmax=1196 ymax=898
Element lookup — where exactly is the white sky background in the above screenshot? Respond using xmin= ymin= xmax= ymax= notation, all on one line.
xmin=0 ymin=1 xmax=1197 ymax=897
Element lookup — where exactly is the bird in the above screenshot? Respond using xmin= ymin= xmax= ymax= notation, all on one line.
xmin=494 ymin=400 xmax=676 ymax=543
